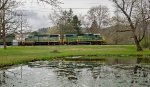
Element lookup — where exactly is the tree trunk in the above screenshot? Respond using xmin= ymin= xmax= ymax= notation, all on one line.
xmin=3 ymin=31 xmax=6 ymax=49
xmin=133 ymin=33 xmax=143 ymax=51
xmin=2 ymin=10 xmax=7 ymax=49
xmin=2 ymin=22 xmax=6 ymax=49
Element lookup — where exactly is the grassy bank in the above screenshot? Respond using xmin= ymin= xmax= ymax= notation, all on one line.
xmin=0 ymin=45 xmax=150 ymax=67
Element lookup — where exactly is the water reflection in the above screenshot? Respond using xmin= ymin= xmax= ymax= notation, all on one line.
xmin=0 ymin=71 xmax=6 ymax=86
xmin=0 ymin=58 xmax=150 ymax=87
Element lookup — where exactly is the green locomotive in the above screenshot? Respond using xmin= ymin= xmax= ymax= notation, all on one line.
xmin=64 ymin=33 xmax=105 ymax=45
xmin=24 ymin=34 xmax=60 ymax=45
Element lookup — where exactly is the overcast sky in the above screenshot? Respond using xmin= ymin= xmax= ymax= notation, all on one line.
xmin=16 ymin=0 xmax=114 ymax=31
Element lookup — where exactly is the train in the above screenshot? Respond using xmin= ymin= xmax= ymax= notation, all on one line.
xmin=0 ymin=33 xmax=106 ymax=46
xmin=24 ymin=33 xmax=105 ymax=45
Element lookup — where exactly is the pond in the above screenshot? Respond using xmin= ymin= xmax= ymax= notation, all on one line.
xmin=0 ymin=58 xmax=150 ymax=87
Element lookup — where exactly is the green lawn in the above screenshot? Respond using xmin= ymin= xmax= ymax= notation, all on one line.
xmin=0 ymin=45 xmax=150 ymax=67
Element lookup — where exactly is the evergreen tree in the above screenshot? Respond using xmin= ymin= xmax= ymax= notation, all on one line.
xmin=59 ymin=9 xmax=82 ymax=35
xmin=72 ymin=15 xmax=81 ymax=35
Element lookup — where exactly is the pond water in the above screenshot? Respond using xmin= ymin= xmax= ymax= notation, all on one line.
xmin=0 ymin=58 xmax=150 ymax=87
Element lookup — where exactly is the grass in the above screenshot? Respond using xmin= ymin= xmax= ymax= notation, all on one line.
xmin=0 ymin=45 xmax=150 ymax=68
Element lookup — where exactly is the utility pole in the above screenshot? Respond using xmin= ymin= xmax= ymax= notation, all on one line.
xmin=20 ymin=11 xmax=23 ymax=45
xmin=17 ymin=11 xmax=24 ymax=45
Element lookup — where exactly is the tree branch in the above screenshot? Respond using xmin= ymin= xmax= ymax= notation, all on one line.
xmin=0 ymin=0 xmax=8 ymax=10
xmin=129 ymin=0 xmax=137 ymax=17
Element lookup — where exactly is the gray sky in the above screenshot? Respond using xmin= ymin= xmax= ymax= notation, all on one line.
xmin=16 ymin=0 xmax=114 ymax=31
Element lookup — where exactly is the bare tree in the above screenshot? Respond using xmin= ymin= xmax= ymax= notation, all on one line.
xmin=112 ymin=0 xmax=150 ymax=51
xmin=0 ymin=0 xmax=19 ymax=49
xmin=49 ymin=10 xmax=62 ymax=26
xmin=78 ymin=14 xmax=90 ymax=33
xmin=110 ymin=8 xmax=129 ymax=45
xmin=38 ymin=0 xmax=61 ymax=7
xmin=0 ymin=0 xmax=9 ymax=41
xmin=88 ymin=5 xmax=110 ymax=32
